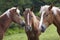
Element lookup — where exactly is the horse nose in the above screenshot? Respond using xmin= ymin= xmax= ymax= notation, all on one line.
xmin=21 ymin=22 xmax=25 ymax=27
xmin=20 ymin=21 xmax=25 ymax=27
xmin=25 ymin=25 xmax=32 ymax=31
xmin=41 ymin=25 xmax=46 ymax=32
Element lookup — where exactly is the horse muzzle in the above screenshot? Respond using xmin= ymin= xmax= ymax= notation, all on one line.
xmin=25 ymin=25 xmax=32 ymax=31
xmin=20 ymin=21 xmax=25 ymax=27
xmin=41 ymin=25 xmax=46 ymax=32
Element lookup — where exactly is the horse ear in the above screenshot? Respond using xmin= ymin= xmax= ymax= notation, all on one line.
xmin=22 ymin=7 xmax=25 ymax=12
xmin=14 ymin=4 xmax=18 ymax=7
xmin=14 ymin=4 xmax=19 ymax=11
xmin=48 ymin=5 xmax=53 ymax=10
xmin=30 ymin=6 xmax=34 ymax=11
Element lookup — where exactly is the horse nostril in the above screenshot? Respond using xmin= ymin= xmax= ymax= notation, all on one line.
xmin=30 ymin=27 xmax=32 ymax=31
xmin=26 ymin=26 xmax=32 ymax=31
xmin=20 ymin=22 xmax=25 ymax=27
xmin=41 ymin=26 xmax=45 ymax=32
xmin=21 ymin=22 xmax=25 ymax=27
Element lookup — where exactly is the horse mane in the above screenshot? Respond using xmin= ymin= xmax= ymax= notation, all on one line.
xmin=41 ymin=5 xmax=60 ymax=11
xmin=40 ymin=5 xmax=60 ymax=15
xmin=36 ymin=16 xmax=40 ymax=21
xmin=1 ymin=7 xmax=17 ymax=17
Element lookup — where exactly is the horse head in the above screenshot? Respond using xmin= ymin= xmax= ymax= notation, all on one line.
xmin=39 ymin=5 xmax=54 ymax=32
xmin=6 ymin=6 xmax=25 ymax=27
xmin=23 ymin=7 xmax=34 ymax=31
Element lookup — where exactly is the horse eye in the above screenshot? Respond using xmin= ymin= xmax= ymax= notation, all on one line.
xmin=31 ymin=16 xmax=33 ymax=17
xmin=30 ymin=16 xmax=33 ymax=18
xmin=46 ymin=14 xmax=48 ymax=17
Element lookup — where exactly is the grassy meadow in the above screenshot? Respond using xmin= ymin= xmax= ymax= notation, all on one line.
xmin=3 ymin=24 xmax=59 ymax=40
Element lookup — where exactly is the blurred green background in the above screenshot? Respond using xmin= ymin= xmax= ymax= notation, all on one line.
xmin=0 ymin=0 xmax=60 ymax=14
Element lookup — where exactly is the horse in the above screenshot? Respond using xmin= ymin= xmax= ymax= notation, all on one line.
xmin=39 ymin=5 xmax=60 ymax=37
xmin=0 ymin=6 xmax=25 ymax=40
xmin=23 ymin=8 xmax=41 ymax=40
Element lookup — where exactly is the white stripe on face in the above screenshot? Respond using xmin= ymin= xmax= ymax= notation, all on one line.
xmin=39 ymin=11 xmax=45 ymax=29
xmin=27 ymin=13 xmax=29 ymax=25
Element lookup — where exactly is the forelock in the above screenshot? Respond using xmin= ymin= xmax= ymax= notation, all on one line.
xmin=40 ymin=5 xmax=50 ymax=14
xmin=25 ymin=8 xmax=30 ymax=11
xmin=10 ymin=7 xmax=20 ymax=14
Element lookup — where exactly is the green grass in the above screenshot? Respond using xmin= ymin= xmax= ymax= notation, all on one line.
xmin=3 ymin=33 xmax=27 ymax=40
xmin=3 ymin=24 xmax=59 ymax=40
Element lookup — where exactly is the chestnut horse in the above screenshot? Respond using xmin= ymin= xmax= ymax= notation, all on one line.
xmin=0 ymin=6 xmax=25 ymax=40
xmin=39 ymin=5 xmax=60 ymax=37
xmin=23 ymin=8 xmax=41 ymax=40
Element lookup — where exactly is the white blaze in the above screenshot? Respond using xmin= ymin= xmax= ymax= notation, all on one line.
xmin=27 ymin=13 xmax=29 ymax=25
xmin=39 ymin=11 xmax=45 ymax=29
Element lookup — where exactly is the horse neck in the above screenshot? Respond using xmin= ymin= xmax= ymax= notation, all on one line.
xmin=32 ymin=13 xmax=39 ymax=22
xmin=0 ymin=13 xmax=12 ymax=29
xmin=53 ymin=18 xmax=60 ymax=28
xmin=36 ymin=16 xmax=40 ymax=21
xmin=31 ymin=13 xmax=39 ymax=29
xmin=53 ymin=10 xmax=60 ymax=28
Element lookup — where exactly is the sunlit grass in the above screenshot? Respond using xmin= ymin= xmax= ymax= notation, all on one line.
xmin=3 ymin=33 xmax=27 ymax=40
xmin=40 ymin=24 xmax=59 ymax=40
xmin=3 ymin=24 xmax=59 ymax=40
